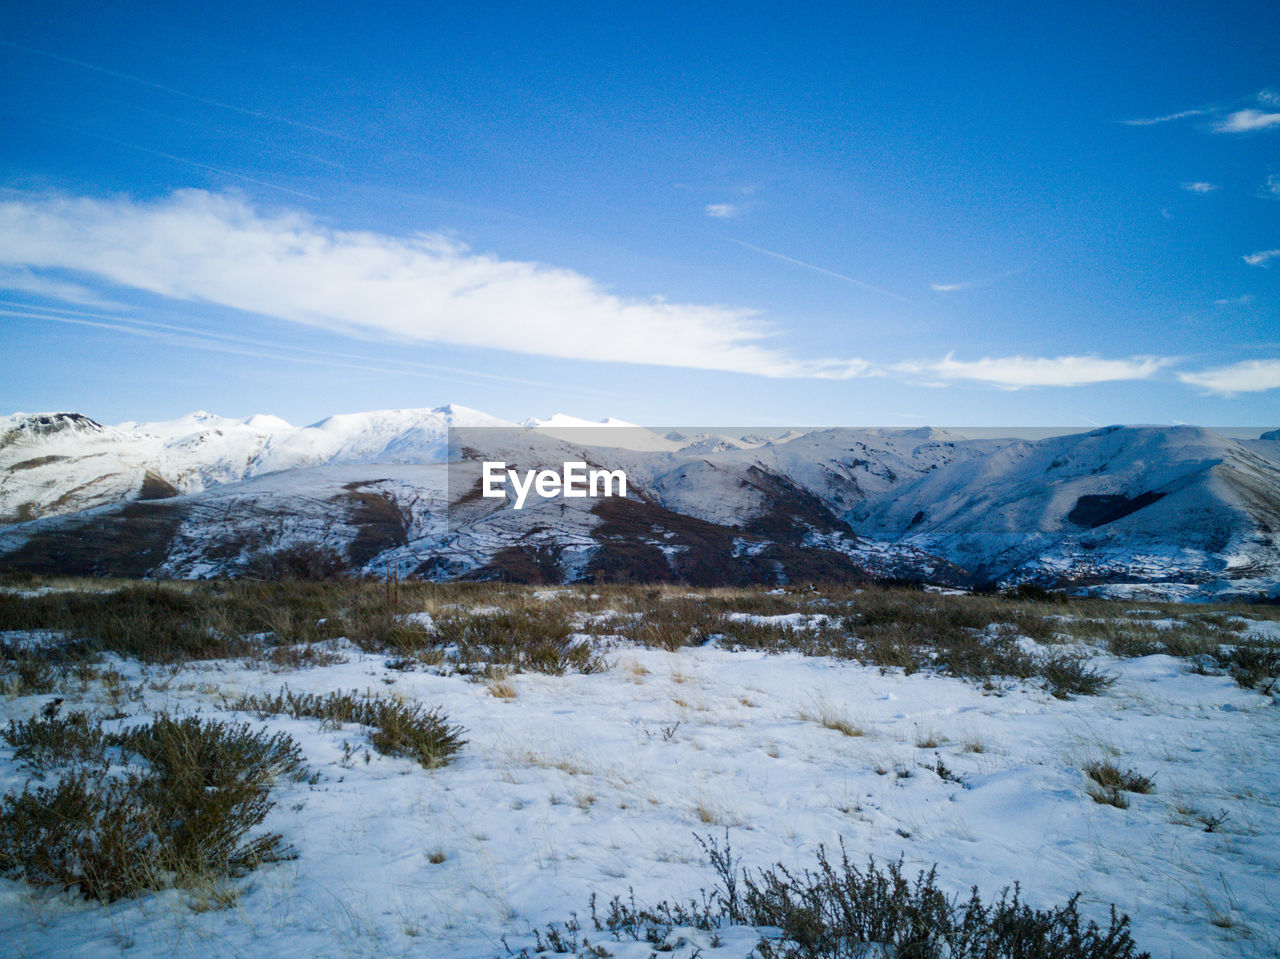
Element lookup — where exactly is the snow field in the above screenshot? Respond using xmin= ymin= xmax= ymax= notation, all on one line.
xmin=1 ymin=614 xmax=1278 ymax=958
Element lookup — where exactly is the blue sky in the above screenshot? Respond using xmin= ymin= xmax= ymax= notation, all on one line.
xmin=1 ymin=1 xmax=1277 ymax=427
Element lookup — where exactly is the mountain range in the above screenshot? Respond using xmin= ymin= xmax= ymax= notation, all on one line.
xmin=2 ymin=407 xmax=1278 ymax=600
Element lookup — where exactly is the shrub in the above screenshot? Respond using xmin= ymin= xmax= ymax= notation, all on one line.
xmin=1223 ymin=643 xmax=1280 ymax=692
xmin=229 ymin=688 xmax=466 ymax=769
xmin=0 ymin=713 xmax=305 ymax=901
xmin=3 ymin=708 xmax=106 ymax=769
xmin=433 ymin=608 xmax=604 ymax=676
xmin=242 ymin=542 xmax=349 ymax=581
xmin=0 ymin=769 xmax=159 ymax=901
xmin=0 ymin=643 xmax=58 ymax=695
xmin=1003 ymin=583 xmax=1070 ymax=605
xmin=1040 ymin=653 xmax=1115 ymax=699
xmin=581 ymin=834 xmax=1147 ymax=959
xmin=0 ymin=581 xmax=351 ymax=665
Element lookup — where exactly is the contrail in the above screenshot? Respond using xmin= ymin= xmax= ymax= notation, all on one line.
xmin=94 ymin=134 xmax=323 ymax=201
xmin=726 ymin=238 xmax=911 ymax=302
xmin=15 ymin=112 xmax=322 ymax=200
xmin=1 ymin=39 xmax=347 ymax=139
xmin=0 ymin=304 xmax=609 ymax=395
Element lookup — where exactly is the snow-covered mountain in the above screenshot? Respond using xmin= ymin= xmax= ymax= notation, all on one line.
xmin=850 ymin=425 xmax=1280 ymax=596
xmin=1 ymin=408 xmax=1278 ymax=598
xmin=0 ymin=405 xmax=507 ymax=524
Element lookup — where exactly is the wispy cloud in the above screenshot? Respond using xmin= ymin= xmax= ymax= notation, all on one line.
xmin=1244 ymin=249 xmax=1280 ymax=267
xmin=894 ymin=353 xmax=1170 ymax=389
xmin=0 ymin=266 xmax=124 ymax=308
xmin=1263 ymin=173 xmax=1280 ymax=199
xmin=1180 ymin=181 xmax=1219 ymax=193
xmin=1178 ymin=359 xmax=1280 ymax=394
xmin=1120 ymin=109 xmax=1206 ymax=126
xmin=1215 ymin=109 xmax=1280 ymax=133
xmin=1122 ymin=91 xmax=1280 ymax=135
xmin=0 ymin=190 xmax=876 ymax=381
xmin=1214 ymin=294 xmax=1255 ymax=306
xmin=929 ymin=268 xmax=1017 ymax=293
xmin=705 ymin=203 xmax=741 ymax=219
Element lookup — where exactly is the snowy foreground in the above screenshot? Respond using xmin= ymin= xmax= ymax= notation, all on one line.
xmin=2 ymin=606 xmax=1279 ymax=958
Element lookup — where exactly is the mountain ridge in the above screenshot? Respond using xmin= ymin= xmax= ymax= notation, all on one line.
xmin=2 ymin=407 xmax=1278 ymax=599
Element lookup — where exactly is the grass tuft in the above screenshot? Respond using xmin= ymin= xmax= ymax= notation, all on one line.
xmin=1085 ymin=760 xmax=1155 ymax=794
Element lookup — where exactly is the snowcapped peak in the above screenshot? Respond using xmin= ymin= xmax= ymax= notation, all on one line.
xmin=520 ymin=414 xmax=680 ymax=451
xmin=522 ymin=413 xmax=641 ymax=429
xmin=430 ymin=404 xmax=514 ymax=427
xmin=770 ymin=429 xmax=810 ymax=445
xmin=244 ymin=414 xmax=293 ymax=431
xmin=899 ymin=426 xmax=954 ymax=441
xmin=131 ymin=410 xmax=250 ymax=439
xmin=305 ymin=406 xmax=511 ymax=434
xmin=0 ymin=411 xmax=105 ymax=445
xmin=677 ymin=433 xmax=754 ymax=454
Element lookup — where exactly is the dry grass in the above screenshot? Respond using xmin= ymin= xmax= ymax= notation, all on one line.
xmin=914 ymin=729 xmax=946 ymax=749
xmin=1 ymin=579 xmax=1273 ymax=701
xmin=1083 ymin=759 xmax=1155 ymax=809
xmin=800 ymin=701 xmax=867 ymax=738
xmin=487 ymin=676 xmax=517 ymax=699
xmin=1085 ymin=760 xmax=1156 ymax=794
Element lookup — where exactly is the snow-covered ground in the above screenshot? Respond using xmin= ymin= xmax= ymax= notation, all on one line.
xmin=1 ymin=613 xmax=1278 ymax=958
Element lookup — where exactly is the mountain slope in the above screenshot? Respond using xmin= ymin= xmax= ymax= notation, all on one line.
xmin=848 ymin=425 xmax=1280 ymax=593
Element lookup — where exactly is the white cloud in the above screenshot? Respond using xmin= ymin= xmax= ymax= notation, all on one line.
xmin=705 ymin=203 xmax=740 ymax=219
xmin=1244 ymin=249 xmax=1280 ymax=267
xmin=1125 ymin=92 xmax=1280 ymax=134
xmin=894 ymin=353 xmax=1170 ymax=389
xmin=1215 ymin=109 xmax=1280 ymax=133
xmin=1179 ymin=359 xmax=1280 ymax=394
xmin=1214 ymin=294 xmax=1254 ymax=306
xmin=1121 ymin=109 xmax=1205 ymax=126
xmin=0 ymin=190 xmax=873 ymax=380
xmin=0 ymin=266 xmax=123 ymax=308
xmin=929 ymin=269 xmax=1016 ymax=294
xmin=1263 ymin=173 xmax=1280 ymax=198
xmin=1180 ymin=181 xmax=1218 ymax=193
